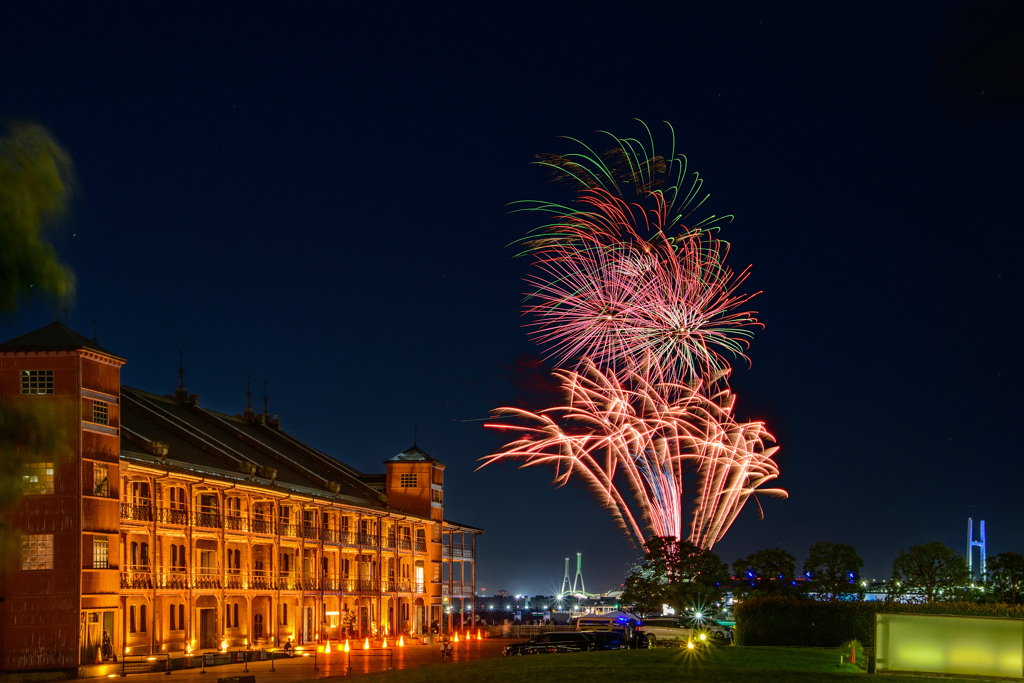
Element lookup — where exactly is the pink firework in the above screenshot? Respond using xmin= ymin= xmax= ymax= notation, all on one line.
xmin=523 ymin=191 xmax=761 ymax=386
xmin=480 ymin=362 xmax=786 ymax=549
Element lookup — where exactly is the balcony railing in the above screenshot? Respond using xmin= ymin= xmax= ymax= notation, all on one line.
xmin=414 ymin=582 xmax=425 ymax=594
xmin=340 ymin=531 xmax=357 ymax=547
xmin=441 ymin=546 xmax=474 ymax=560
xmin=157 ymin=507 xmax=190 ymax=525
xmin=357 ymin=533 xmax=374 ymax=546
xmin=414 ymin=541 xmax=426 ymax=553
xmin=250 ymin=517 xmax=275 ymax=535
xmin=250 ymin=573 xmax=274 ymax=590
xmin=225 ymin=515 xmax=247 ymax=532
xmin=441 ymin=582 xmax=469 ymax=597
xmin=120 ymin=566 xmax=153 ymax=590
xmin=279 ymin=522 xmax=299 ymax=538
xmin=193 ymin=510 xmax=221 ymax=529
xmin=398 ymin=538 xmax=412 ymax=551
xmin=155 ymin=570 xmax=190 ymax=590
xmin=120 ymin=503 xmax=153 ymax=523
xmin=193 ymin=569 xmax=221 ymax=590
xmin=321 ymin=528 xmax=340 ymax=544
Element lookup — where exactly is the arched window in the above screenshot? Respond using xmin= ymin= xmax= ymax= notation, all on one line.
xmin=129 ymin=605 xmax=136 ymax=633
xmin=322 ymin=557 xmax=329 ymax=577
xmin=171 ymin=545 xmax=177 ymax=567
xmin=226 ymin=603 xmax=231 ymax=628
xmin=233 ymin=603 xmax=239 ymax=628
xmin=178 ymin=544 xmax=186 ymax=570
xmin=178 ymin=604 xmax=185 ymax=630
xmin=140 ymin=543 xmax=149 ymax=568
xmin=130 ymin=542 xmax=138 ymax=567
xmin=140 ymin=604 xmax=147 ymax=632
xmin=170 ymin=603 xmax=176 ymax=631
xmin=253 ymin=614 xmax=264 ymax=640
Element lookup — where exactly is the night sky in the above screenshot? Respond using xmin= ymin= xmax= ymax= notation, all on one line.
xmin=2 ymin=3 xmax=1022 ymax=596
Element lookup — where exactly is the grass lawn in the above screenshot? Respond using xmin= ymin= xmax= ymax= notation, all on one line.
xmin=323 ymin=645 xmax=984 ymax=683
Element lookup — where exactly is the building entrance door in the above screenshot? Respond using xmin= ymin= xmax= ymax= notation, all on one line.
xmin=199 ymin=609 xmax=218 ymax=649
xmin=303 ymin=607 xmax=313 ymax=643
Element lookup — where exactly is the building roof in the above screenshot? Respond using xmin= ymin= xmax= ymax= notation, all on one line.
xmin=0 ymin=320 xmax=124 ymax=360
xmin=119 ymin=385 xmax=388 ymax=506
xmin=387 ymin=444 xmax=442 ymax=464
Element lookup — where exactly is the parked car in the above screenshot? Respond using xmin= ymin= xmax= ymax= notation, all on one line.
xmin=578 ymin=630 xmax=628 ymax=650
xmin=637 ymin=617 xmax=693 ymax=647
xmin=686 ymin=618 xmax=733 ymax=640
xmin=502 ymin=632 xmax=596 ymax=656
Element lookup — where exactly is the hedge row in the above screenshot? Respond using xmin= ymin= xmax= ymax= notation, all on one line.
xmin=734 ymin=598 xmax=1024 ymax=647
xmin=734 ymin=597 xmax=878 ymax=647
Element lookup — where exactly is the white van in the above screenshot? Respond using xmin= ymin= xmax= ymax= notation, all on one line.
xmin=637 ymin=617 xmax=693 ymax=646
xmin=574 ymin=612 xmax=639 ymax=633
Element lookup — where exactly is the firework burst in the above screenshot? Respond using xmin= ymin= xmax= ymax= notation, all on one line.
xmin=480 ymin=362 xmax=786 ymax=549
xmin=483 ymin=121 xmax=785 ymax=549
xmin=523 ymin=191 xmax=761 ymax=386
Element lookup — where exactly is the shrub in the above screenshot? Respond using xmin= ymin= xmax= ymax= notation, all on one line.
xmin=840 ymin=638 xmax=866 ymax=670
xmin=734 ymin=596 xmax=876 ymax=647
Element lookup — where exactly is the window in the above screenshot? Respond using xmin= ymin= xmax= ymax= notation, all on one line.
xmin=234 ymin=604 xmax=239 ymax=628
xmin=140 ymin=542 xmax=149 ymax=568
xmin=282 ymin=604 xmax=288 ymax=625
xmin=399 ymin=473 xmax=417 ymax=488
xmin=22 ymin=462 xmax=54 ymax=495
xmin=178 ymin=604 xmax=185 ymax=630
xmin=93 ymin=462 xmax=109 ymax=497
xmin=140 ymin=604 xmax=147 ymax=632
xmin=93 ymin=537 xmax=108 ymax=569
xmin=129 ymin=606 xmax=136 ymax=633
xmin=225 ymin=603 xmax=231 ymax=628
xmin=170 ymin=604 xmax=176 ymax=631
xmin=21 ymin=370 xmax=53 ymax=395
xmin=432 ymin=489 xmax=441 ymax=504
xmin=21 ymin=534 xmax=54 ymax=570
xmin=92 ymin=401 xmax=108 ymax=425
xmin=342 ymin=557 xmax=350 ymax=578
xmin=433 ymin=563 xmax=441 ymax=582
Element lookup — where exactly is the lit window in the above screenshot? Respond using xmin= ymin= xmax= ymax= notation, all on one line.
xmin=93 ymin=462 xmax=109 ymax=497
xmin=93 ymin=537 xmax=108 ymax=569
xmin=21 ymin=534 xmax=54 ymax=571
xmin=92 ymin=401 xmax=108 ymax=425
xmin=21 ymin=370 xmax=53 ymax=395
xmin=432 ymin=490 xmax=441 ymax=503
xmin=400 ymin=473 xmax=417 ymax=488
xmin=22 ymin=462 xmax=54 ymax=495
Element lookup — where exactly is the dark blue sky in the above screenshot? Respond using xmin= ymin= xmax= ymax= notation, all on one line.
xmin=2 ymin=2 xmax=1022 ymax=595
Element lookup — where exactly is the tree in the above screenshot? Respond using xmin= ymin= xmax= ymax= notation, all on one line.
xmin=888 ymin=542 xmax=970 ymax=603
xmin=621 ymin=563 xmax=665 ymax=617
xmin=0 ymin=122 xmax=75 ymax=308
xmin=803 ymin=540 xmax=865 ymax=601
xmin=0 ymin=122 xmax=77 ymax=554
xmin=646 ymin=536 xmax=730 ymax=611
xmin=621 ymin=537 xmax=729 ymax=617
xmin=987 ymin=552 xmax=1024 ymax=605
xmin=732 ymin=548 xmax=799 ymax=597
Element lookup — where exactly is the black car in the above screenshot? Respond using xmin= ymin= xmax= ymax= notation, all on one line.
xmin=502 ymin=632 xmax=596 ymax=656
xmin=578 ymin=630 xmax=650 ymax=650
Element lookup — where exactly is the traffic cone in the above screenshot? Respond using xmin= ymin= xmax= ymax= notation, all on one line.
xmin=850 ymin=644 xmax=856 ymax=666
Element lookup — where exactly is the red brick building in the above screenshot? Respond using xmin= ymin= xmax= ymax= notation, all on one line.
xmin=0 ymin=321 xmax=481 ymax=675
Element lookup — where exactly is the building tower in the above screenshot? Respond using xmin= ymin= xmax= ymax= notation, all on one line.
xmin=572 ymin=552 xmax=585 ymax=596
xmin=560 ymin=558 xmax=572 ymax=595
xmin=968 ymin=518 xmax=986 ymax=579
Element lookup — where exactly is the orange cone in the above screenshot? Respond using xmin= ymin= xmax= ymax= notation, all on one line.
xmin=850 ymin=644 xmax=856 ymax=666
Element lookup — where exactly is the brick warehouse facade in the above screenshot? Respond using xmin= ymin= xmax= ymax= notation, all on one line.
xmin=0 ymin=321 xmax=481 ymax=674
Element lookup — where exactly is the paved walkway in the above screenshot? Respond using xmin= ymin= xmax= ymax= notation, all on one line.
xmin=83 ymin=640 xmax=516 ymax=683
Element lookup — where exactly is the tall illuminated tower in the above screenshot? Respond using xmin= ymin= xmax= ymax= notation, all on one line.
xmin=561 ymin=558 xmax=572 ymax=595
xmin=572 ymin=553 xmax=585 ymax=595
xmin=967 ymin=518 xmax=986 ymax=579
